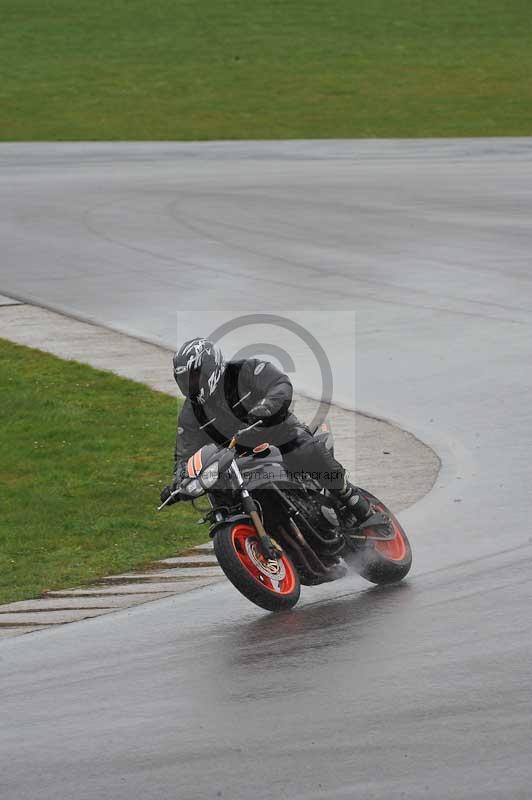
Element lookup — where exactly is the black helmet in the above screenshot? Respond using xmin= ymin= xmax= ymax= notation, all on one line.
xmin=173 ymin=338 xmax=225 ymax=402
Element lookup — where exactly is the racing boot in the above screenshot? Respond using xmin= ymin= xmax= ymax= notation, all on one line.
xmin=336 ymin=481 xmax=372 ymax=526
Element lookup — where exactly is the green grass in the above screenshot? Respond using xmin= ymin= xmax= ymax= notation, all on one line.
xmin=1 ymin=0 xmax=531 ymax=140
xmin=0 ymin=338 xmax=206 ymax=604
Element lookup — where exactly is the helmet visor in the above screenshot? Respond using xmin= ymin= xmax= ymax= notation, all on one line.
xmin=174 ymin=365 xmax=190 ymax=396
xmin=174 ymin=364 xmax=202 ymax=399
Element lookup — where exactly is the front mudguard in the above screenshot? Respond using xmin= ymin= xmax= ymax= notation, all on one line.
xmin=209 ymin=513 xmax=252 ymax=539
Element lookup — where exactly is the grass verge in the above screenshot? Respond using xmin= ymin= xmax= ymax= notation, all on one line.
xmin=0 ymin=338 xmax=205 ymax=605
xmin=0 ymin=0 xmax=531 ymax=140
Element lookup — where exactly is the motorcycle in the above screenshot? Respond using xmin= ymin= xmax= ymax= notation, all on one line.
xmin=159 ymin=421 xmax=412 ymax=612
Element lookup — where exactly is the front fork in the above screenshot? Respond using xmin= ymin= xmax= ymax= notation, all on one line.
xmin=229 ymin=461 xmax=282 ymax=560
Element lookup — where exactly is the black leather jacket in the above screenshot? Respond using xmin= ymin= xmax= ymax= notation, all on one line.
xmin=173 ymin=359 xmax=294 ymax=480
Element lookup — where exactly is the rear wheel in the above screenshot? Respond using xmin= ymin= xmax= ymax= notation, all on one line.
xmin=213 ymin=523 xmax=301 ymax=612
xmin=347 ymin=491 xmax=412 ymax=584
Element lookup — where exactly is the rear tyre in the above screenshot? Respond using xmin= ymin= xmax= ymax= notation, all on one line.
xmin=347 ymin=491 xmax=412 ymax=584
xmin=213 ymin=523 xmax=301 ymax=612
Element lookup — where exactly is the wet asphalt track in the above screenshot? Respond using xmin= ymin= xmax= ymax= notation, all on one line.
xmin=1 ymin=140 xmax=532 ymax=799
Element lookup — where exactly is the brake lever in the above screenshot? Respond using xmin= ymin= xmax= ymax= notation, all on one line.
xmin=157 ymin=489 xmax=182 ymax=511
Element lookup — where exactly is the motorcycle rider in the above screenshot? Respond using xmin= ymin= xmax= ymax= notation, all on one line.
xmin=160 ymin=338 xmax=373 ymax=526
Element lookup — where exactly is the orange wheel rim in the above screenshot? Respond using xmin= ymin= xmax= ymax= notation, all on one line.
xmin=369 ymin=502 xmax=407 ymax=562
xmin=231 ymin=524 xmax=296 ymax=595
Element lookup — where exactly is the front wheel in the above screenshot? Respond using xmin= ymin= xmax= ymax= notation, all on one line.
xmin=346 ymin=491 xmax=412 ymax=585
xmin=213 ymin=523 xmax=301 ymax=612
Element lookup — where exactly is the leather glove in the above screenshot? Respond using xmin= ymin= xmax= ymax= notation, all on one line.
xmin=248 ymin=399 xmax=275 ymax=424
xmin=160 ymin=482 xmax=181 ymax=506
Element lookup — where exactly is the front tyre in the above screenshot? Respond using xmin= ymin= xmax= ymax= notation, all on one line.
xmin=348 ymin=491 xmax=412 ymax=584
xmin=213 ymin=523 xmax=301 ymax=612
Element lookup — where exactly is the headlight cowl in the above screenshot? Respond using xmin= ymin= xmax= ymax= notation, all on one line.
xmin=200 ymin=461 xmax=219 ymax=490
xmin=185 ymin=478 xmax=204 ymax=497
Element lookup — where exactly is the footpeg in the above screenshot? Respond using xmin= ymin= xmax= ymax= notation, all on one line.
xmin=346 ymin=511 xmax=394 ymax=541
